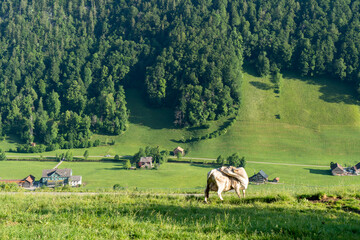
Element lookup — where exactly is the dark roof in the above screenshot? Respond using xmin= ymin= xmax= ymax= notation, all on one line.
xmin=355 ymin=162 xmax=360 ymax=170
xmin=139 ymin=157 xmax=153 ymax=163
xmin=331 ymin=163 xmax=343 ymax=170
xmin=70 ymin=176 xmax=82 ymax=181
xmin=259 ymin=170 xmax=268 ymax=179
xmin=42 ymin=169 xmax=72 ymax=178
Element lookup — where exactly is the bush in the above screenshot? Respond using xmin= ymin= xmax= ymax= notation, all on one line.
xmin=113 ymin=184 xmax=124 ymax=191
xmin=0 ymin=149 xmax=6 ymax=161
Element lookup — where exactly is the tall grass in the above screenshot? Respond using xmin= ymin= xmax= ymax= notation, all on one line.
xmin=0 ymin=192 xmax=359 ymax=239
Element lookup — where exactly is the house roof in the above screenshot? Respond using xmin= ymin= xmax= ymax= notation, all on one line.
xmin=70 ymin=176 xmax=82 ymax=181
xmin=174 ymin=146 xmax=184 ymax=152
xmin=331 ymin=163 xmax=343 ymax=170
xmin=140 ymin=157 xmax=153 ymax=163
xmin=355 ymin=162 xmax=360 ymax=170
xmin=23 ymin=175 xmax=35 ymax=183
xmin=42 ymin=169 xmax=72 ymax=178
xmin=259 ymin=170 xmax=268 ymax=179
xmin=0 ymin=179 xmax=24 ymax=183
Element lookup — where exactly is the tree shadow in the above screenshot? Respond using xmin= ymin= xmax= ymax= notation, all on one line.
xmin=305 ymin=168 xmax=331 ymax=175
xmin=126 ymin=89 xmax=176 ymax=129
xmin=249 ymin=81 xmax=273 ymax=90
xmin=283 ymin=72 xmax=360 ymax=106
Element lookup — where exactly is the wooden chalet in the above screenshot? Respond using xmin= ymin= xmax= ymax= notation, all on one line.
xmin=249 ymin=170 xmax=268 ymax=183
xmin=330 ymin=163 xmax=345 ymax=176
xmin=138 ymin=157 xmax=153 ymax=169
xmin=0 ymin=175 xmax=35 ymax=188
xmin=173 ymin=146 xmax=185 ymax=156
xmin=41 ymin=168 xmax=82 ymax=187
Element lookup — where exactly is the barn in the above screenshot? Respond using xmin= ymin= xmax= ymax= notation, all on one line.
xmin=330 ymin=163 xmax=345 ymax=176
xmin=249 ymin=170 xmax=269 ymax=183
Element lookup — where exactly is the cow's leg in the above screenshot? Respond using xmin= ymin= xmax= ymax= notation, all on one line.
xmin=242 ymin=189 xmax=246 ymax=198
xmin=204 ymin=184 xmax=210 ymax=203
xmin=235 ymin=187 xmax=242 ymax=199
xmin=217 ymin=185 xmax=225 ymax=201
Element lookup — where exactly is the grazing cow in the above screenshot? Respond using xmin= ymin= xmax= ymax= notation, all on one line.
xmin=205 ymin=166 xmax=248 ymax=203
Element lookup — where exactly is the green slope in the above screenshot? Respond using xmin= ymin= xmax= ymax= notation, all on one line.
xmin=188 ymin=71 xmax=360 ymax=166
xmin=3 ymin=71 xmax=360 ymax=167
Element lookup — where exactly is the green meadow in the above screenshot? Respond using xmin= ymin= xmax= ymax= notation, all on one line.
xmin=4 ymin=69 xmax=360 ymax=168
xmin=0 ymin=161 xmax=358 ymax=194
xmin=0 ymin=193 xmax=359 ymax=239
xmin=1 ymin=70 xmax=360 ymax=190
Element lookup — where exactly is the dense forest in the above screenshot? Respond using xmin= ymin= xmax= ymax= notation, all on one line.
xmin=0 ymin=0 xmax=360 ymax=150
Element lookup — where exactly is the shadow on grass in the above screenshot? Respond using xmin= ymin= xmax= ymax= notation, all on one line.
xmin=126 ymin=89 xmax=176 ymax=130
xmin=306 ymin=168 xmax=332 ymax=175
xmin=249 ymin=81 xmax=273 ymax=90
xmin=283 ymin=72 xmax=360 ymax=106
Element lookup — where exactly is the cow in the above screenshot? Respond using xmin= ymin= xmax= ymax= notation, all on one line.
xmin=204 ymin=166 xmax=248 ymax=203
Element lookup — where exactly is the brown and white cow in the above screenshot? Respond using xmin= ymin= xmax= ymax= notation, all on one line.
xmin=205 ymin=166 xmax=248 ymax=203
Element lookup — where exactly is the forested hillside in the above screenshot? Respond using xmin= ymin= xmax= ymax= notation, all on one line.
xmin=0 ymin=0 xmax=360 ymax=150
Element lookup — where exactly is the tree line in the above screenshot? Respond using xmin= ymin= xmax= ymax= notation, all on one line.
xmin=0 ymin=0 xmax=359 ymax=149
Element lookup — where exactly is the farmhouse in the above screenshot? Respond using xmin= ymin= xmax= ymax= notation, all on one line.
xmin=138 ymin=157 xmax=153 ymax=169
xmin=41 ymin=168 xmax=82 ymax=187
xmin=173 ymin=146 xmax=185 ymax=156
xmin=249 ymin=170 xmax=268 ymax=183
xmin=0 ymin=175 xmax=35 ymax=188
xmin=330 ymin=163 xmax=345 ymax=176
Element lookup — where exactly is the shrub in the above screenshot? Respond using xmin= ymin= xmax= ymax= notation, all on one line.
xmin=113 ymin=184 xmax=124 ymax=191
xmin=0 ymin=149 xmax=6 ymax=161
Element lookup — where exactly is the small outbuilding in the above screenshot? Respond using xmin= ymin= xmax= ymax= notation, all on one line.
xmin=69 ymin=176 xmax=82 ymax=187
xmin=249 ymin=170 xmax=269 ymax=183
xmin=173 ymin=146 xmax=185 ymax=156
xmin=22 ymin=175 xmax=36 ymax=188
xmin=0 ymin=175 xmax=35 ymax=188
xmin=138 ymin=157 xmax=153 ymax=169
xmin=330 ymin=163 xmax=345 ymax=176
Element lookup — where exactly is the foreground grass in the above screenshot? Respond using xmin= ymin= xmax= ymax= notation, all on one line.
xmin=0 ymin=192 xmax=359 ymax=239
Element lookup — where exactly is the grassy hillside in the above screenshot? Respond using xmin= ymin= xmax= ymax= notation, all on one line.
xmin=3 ymin=70 xmax=360 ymax=168
xmin=0 ymin=193 xmax=359 ymax=239
xmin=189 ymin=70 xmax=360 ymax=166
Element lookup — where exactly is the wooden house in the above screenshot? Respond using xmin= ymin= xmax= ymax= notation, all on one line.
xmin=173 ymin=146 xmax=185 ymax=156
xmin=330 ymin=163 xmax=345 ymax=176
xmin=0 ymin=175 xmax=35 ymax=188
xmin=249 ymin=170 xmax=269 ymax=183
xmin=22 ymin=175 xmax=35 ymax=188
xmin=69 ymin=176 xmax=82 ymax=187
xmin=138 ymin=157 xmax=153 ymax=169
xmin=41 ymin=168 xmax=82 ymax=187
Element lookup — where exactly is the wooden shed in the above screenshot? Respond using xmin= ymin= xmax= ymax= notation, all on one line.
xmin=330 ymin=163 xmax=345 ymax=176
xmin=173 ymin=146 xmax=185 ymax=156
xmin=249 ymin=170 xmax=269 ymax=183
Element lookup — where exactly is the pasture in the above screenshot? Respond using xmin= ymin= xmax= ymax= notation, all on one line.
xmin=0 ymin=192 xmax=359 ymax=239
xmin=2 ymin=70 xmax=360 ymax=169
xmin=0 ymin=161 xmax=359 ymax=195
